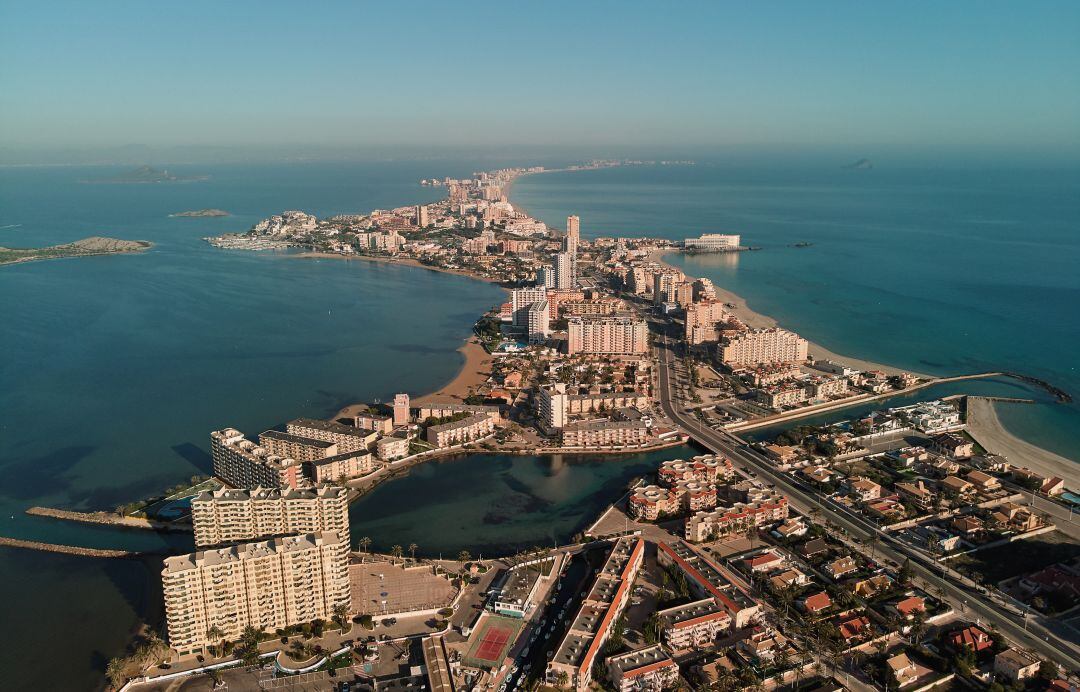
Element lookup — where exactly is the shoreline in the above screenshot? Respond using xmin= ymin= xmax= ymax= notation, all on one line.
xmin=965 ymin=396 xmax=1078 ymax=486
xmin=649 ymin=249 xmax=927 ymax=378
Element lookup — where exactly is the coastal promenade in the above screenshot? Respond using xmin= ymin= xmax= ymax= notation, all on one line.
xmin=653 ymin=329 xmax=1080 ymax=671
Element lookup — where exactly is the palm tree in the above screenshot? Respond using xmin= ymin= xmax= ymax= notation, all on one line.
xmin=106 ymin=657 xmax=127 ymax=690
xmin=457 ymin=550 xmax=472 ymax=564
xmin=867 ymin=533 xmax=880 ymax=561
xmin=409 ymin=543 xmax=419 ymax=561
xmin=390 ymin=544 xmax=404 ymax=561
xmin=358 ymin=536 xmax=372 ymax=555
xmin=333 ymin=603 xmax=350 ymax=632
xmin=206 ymin=625 xmax=225 ymax=658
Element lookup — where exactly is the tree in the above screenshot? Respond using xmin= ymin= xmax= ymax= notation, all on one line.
xmin=898 ymin=558 xmax=914 ymax=585
xmin=238 ymin=625 xmax=262 ymax=665
xmin=390 ymin=544 xmax=404 ymax=560
xmin=206 ymin=625 xmax=225 ymax=658
xmin=106 ymin=657 xmax=127 ymax=689
xmin=457 ymin=550 xmax=472 ymax=564
xmin=333 ymin=603 xmax=350 ymax=632
xmin=554 ymin=670 xmax=570 ymax=689
xmin=358 ymin=536 xmax=372 ymax=554
xmin=409 ymin=543 xmax=419 ymax=561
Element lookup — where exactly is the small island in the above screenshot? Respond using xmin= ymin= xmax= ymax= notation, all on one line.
xmin=0 ymin=236 xmax=153 ymax=266
xmin=81 ymin=165 xmax=209 ymax=184
xmin=169 ymin=209 xmax=230 ymax=218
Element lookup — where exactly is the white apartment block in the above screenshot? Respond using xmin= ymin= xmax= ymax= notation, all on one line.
xmin=425 ymin=413 xmax=495 ymax=447
xmin=162 ymin=531 xmax=350 ymax=657
xmin=652 ymin=270 xmax=683 ymax=304
xmin=527 ymin=299 xmax=551 ymax=343
xmin=537 ymin=384 xmax=569 ymax=431
xmin=211 ymin=428 xmax=303 ymax=490
xmin=606 ymin=646 xmax=679 ymax=692
xmin=567 ymin=315 xmax=648 ymax=355
xmin=561 ymin=420 xmax=650 ymax=448
xmin=554 ymin=251 xmax=576 ymax=290
xmin=684 ymin=300 xmax=727 ymax=344
xmin=190 ymin=486 xmax=350 ymax=548
xmin=656 ymin=598 xmax=731 ymax=650
xmin=719 ymin=328 xmax=809 ymax=367
xmin=684 ymin=495 xmax=790 ymax=542
xmin=511 ymin=286 xmax=548 ymax=327
xmin=685 ymin=233 xmax=740 ymax=252
xmin=376 ymin=435 xmax=410 ymax=461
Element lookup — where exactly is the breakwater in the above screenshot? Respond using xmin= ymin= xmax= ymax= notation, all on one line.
xmin=26 ymin=506 xmax=192 ymax=532
xmin=0 ymin=536 xmax=170 ymax=559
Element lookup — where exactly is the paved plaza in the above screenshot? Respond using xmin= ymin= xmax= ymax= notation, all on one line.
xmin=350 ymin=559 xmax=458 ymax=616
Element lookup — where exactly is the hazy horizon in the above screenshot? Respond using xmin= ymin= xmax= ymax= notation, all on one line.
xmin=1 ymin=1 xmax=1078 ymax=166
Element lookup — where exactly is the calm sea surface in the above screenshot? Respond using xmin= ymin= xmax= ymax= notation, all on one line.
xmin=0 ymin=161 xmax=505 ymax=690
xmin=512 ymin=164 xmax=1080 ymax=461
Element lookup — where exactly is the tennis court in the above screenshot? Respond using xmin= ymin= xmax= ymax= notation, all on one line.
xmin=464 ymin=614 xmax=522 ymax=668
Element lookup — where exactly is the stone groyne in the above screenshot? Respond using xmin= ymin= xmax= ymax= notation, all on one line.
xmin=26 ymin=506 xmax=191 ymax=532
xmin=0 ymin=536 xmax=165 ymax=559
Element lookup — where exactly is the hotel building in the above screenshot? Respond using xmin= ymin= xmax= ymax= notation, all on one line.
xmin=376 ymin=435 xmax=410 ymax=461
xmin=285 ymin=418 xmax=374 ymax=455
xmin=684 ymin=301 xmax=728 ymax=344
xmin=418 ymin=402 xmax=501 ymax=423
xmin=605 ymin=646 xmax=679 ymax=692
xmin=684 ymin=495 xmax=790 ymax=542
xmin=308 ymin=450 xmax=376 ymax=484
xmin=162 ymin=531 xmax=350 ymax=657
xmin=684 ymin=233 xmax=740 ymax=252
xmin=511 ymin=286 xmax=548 ymax=327
xmin=628 ymin=485 xmax=679 ymax=520
xmin=211 ymin=428 xmax=303 ymax=490
xmin=657 ymin=456 xmax=734 ymax=486
xmin=656 ymin=598 xmax=730 ymax=650
xmin=258 ymin=430 xmax=338 ymax=462
xmin=652 ymin=270 xmax=683 ymax=305
xmin=554 ymin=251 xmax=576 ymax=290
xmin=191 ymin=485 xmax=350 ymax=548
xmin=719 ymin=328 xmax=809 ymax=367
xmin=527 ymin=299 xmax=551 ymax=343
xmin=355 ymin=411 xmax=394 ymax=435
xmin=547 ymin=537 xmax=644 ymax=692
xmin=567 ymin=315 xmax=648 ymax=355
xmin=425 ymin=413 xmax=495 ymax=447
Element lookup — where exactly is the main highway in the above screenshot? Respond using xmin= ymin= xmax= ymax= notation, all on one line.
xmin=650 ymin=327 xmax=1080 ymax=672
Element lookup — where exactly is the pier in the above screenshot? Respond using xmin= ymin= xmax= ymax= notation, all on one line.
xmin=0 ymin=536 xmax=172 ymax=560
xmin=25 ymin=506 xmax=192 ymax=532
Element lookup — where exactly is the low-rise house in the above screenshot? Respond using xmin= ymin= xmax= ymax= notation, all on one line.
xmin=826 ymin=555 xmax=859 ymax=580
xmin=743 ymin=551 xmax=785 ymax=573
xmin=866 ymin=498 xmax=906 ymax=522
xmin=951 ymin=515 xmax=985 ymax=538
xmin=994 ymin=647 xmax=1041 ymax=683
xmin=887 ymin=652 xmax=920 ymax=687
xmin=966 ymin=470 xmax=1001 ymax=492
xmin=941 ymin=475 xmax=975 ymax=497
xmin=802 ymin=591 xmax=832 ymax=615
xmin=838 ymin=614 xmax=872 ymax=644
xmin=803 ymin=465 xmax=834 ymax=484
xmin=850 ymin=574 xmax=893 ymax=598
xmin=737 ymin=626 xmax=791 ymax=662
xmin=893 ymin=595 xmax=926 ymax=620
xmin=773 ymin=519 xmax=808 ymax=539
xmin=763 ymin=444 xmax=799 ymax=464
xmin=930 ymin=432 xmax=974 ymax=459
xmin=799 ymin=538 xmax=831 ymax=559
xmin=847 ymin=476 xmax=883 ymax=502
xmin=769 ymin=568 xmax=810 ymax=591
xmin=990 ymin=503 xmax=1042 ymax=532
xmin=895 ymin=480 xmax=934 ymax=510
xmin=948 ymin=625 xmax=993 ymax=654
xmin=1041 ymin=477 xmax=1066 ymax=496
xmin=887 ymin=446 xmax=929 ymax=467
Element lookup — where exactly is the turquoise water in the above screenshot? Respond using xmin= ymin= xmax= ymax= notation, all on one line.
xmin=0 ymin=162 xmax=504 ymax=689
xmin=349 ymin=446 xmax=700 ymax=557
xmin=511 ymin=164 xmax=1080 ymax=462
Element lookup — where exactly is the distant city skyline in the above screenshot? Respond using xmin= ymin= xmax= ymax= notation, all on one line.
xmin=1 ymin=1 xmax=1078 ymax=164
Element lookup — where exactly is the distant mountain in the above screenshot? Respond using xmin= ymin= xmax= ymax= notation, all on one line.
xmin=81 ymin=165 xmax=209 ymax=184
xmin=842 ymin=158 xmax=873 ymax=170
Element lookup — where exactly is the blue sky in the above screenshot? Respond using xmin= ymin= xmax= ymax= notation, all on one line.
xmin=1 ymin=1 xmax=1078 ymax=161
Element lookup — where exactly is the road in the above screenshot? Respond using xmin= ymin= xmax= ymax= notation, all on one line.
xmin=651 ymin=329 xmax=1080 ymax=673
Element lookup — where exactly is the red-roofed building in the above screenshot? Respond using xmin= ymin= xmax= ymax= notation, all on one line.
xmin=802 ymin=591 xmax=832 ymax=614
xmin=606 ymin=645 xmax=679 ymax=692
xmin=948 ymin=625 xmax=993 ymax=653
xmin=838 ymin=615 xmax=872 ymax=643
xmin=894 ymin=596 xmax=926 ymax=619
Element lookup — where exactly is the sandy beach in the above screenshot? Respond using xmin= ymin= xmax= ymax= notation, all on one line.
xmin=965 ymin=397 xmax=1078 ymax=485
xmin=649 ymin=249 xmax=926 ymax=378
